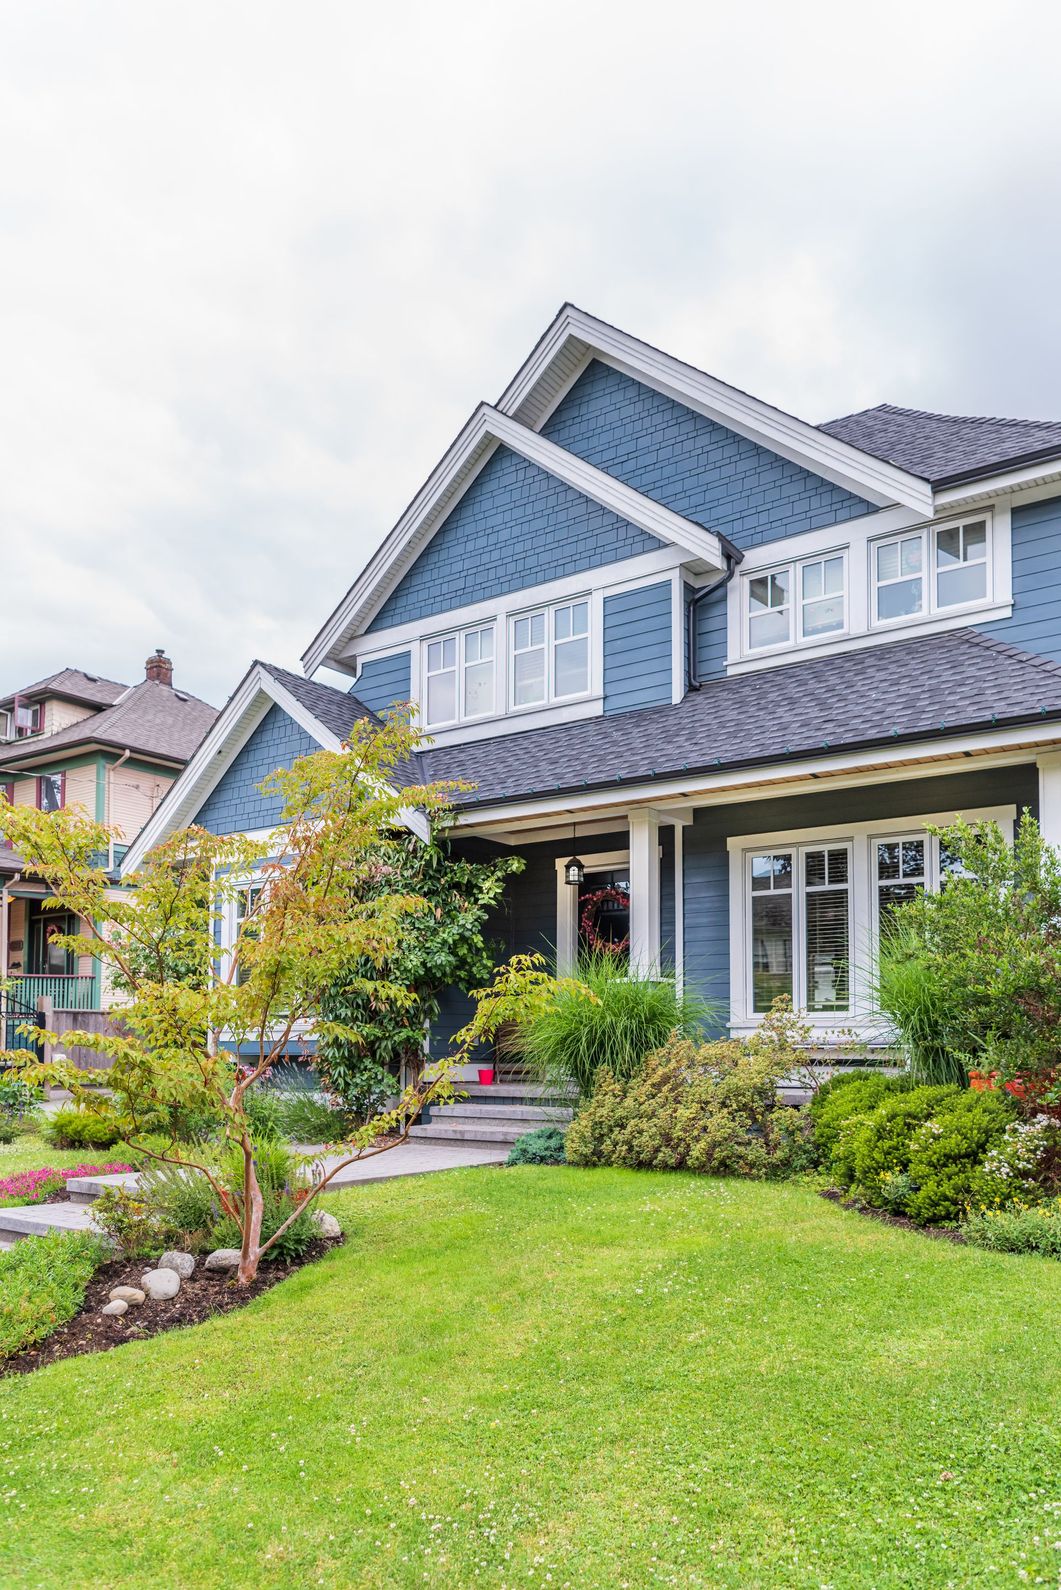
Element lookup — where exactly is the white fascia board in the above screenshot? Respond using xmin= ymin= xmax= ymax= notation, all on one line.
xmin=498 ymin=305 xmax=934 ymax=518
xmin=936 ymin=462 xmax=1061 ymax=509
xmin=303 ymin=405 xmax=727 ymax=676
xmin=122 ymin=665 xmax=428 ymax=875
xmin=451 ymin=719 xmax=1061 ymax=833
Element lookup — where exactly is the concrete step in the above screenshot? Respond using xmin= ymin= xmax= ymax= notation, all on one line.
xmin=64 ymin=1171 xmax=139 ymax=1204
xmin=458 ymin=1082 xmax=576 ymax=1102
xmin=408 ymin=1122 xmax=528 ymax=1145
xmin=429 ymin=1103 xmax=572 ymax=1124
xmin=0 ymin=1200 xmax=99 ymax=1242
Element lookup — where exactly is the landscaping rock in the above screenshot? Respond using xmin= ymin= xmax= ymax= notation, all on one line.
xmin=109 ymin=1285 xmax=145 ymax=1304
xmin=311 ymin=1210 xmax=342 ymax=1239
xmin=101 ymin=1299 xmax=128 ymax=1317
xmin=204 ymin=1248 xmax=242 ymax=1272
xmin=158 ymin=1250 xmax=196 ymax=1279
xmin=141 ymin=1267 xmax=181 ymax=1301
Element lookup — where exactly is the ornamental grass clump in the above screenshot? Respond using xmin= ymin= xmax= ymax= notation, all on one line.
xmin=565 ymin=999 xmax=813 ymax=1177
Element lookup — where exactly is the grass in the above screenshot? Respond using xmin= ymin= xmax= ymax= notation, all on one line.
xmin=0 ymin=1132 xmax=111 ymax=1177
xmin=1 ymin=1168 xmax=1060 ymax=1587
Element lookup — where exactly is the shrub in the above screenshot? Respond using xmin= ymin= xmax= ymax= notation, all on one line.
xmin=137 ymin=1161 xmax=219 ymax=1248
xmin=809 ymin=1072 xmax=912 ymax=1159
xmin=0 ymin=1229 xmax=105 ymax=1359
xmin=42 ymin=1105 xmax=123 ymax=1150
xmin=565 ymin=1001 xmax=810 ymax=1178
xmin=274 ymin=1089 xmax=354 ymax=1145
xmin=0 ymin=1075 xmax=41 ymax=1143
xmin=242 ymin=1085 xmax=286 ymax=1143
xmin=507 ymin=1125 xmax=568 ymax=1166
xmin=962 ymin=1199 xmax=1061 ymax=1258
xmin=516 ymin=951 xmax=711 ymax=1099
xmin=873 ymin=919 xmax=966 ymax=1085
xmin=830 ymin=1085 xmax=961 ymax=1202
xmin=903 ymin=1090 xmax=1017 ymax=1224
xmin=93 ymin=1187 xmax=164 ymax=1256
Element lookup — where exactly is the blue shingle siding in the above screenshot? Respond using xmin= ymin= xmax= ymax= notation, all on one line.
xmin=979 ymin=495 xmax=1061 ymax=663
xmin=353 ymin=651 xmax=411 ymax=715
xmin=368 ymin=444 xmax=663 ymax=633
xmin=681 ymin=765 xmax=1039 ymax=1030
xmin=194 ymin=703 xmax=321 ymax=835
xmin=542 ymin=360 xmax=876 ymax=552
xmin=603 ymin=581 xmax=673 ymax=714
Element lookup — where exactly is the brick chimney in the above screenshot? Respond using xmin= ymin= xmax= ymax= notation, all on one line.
xmin=145 ymin=648 xmax=173 ymax=687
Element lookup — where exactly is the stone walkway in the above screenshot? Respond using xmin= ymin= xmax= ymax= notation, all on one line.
xmin=0 ymin=1139 xmax=509 ymax=1242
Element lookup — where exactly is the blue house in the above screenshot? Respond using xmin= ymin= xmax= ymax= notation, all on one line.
xmin=124 ymin=304 xmax=1061 ymax=1075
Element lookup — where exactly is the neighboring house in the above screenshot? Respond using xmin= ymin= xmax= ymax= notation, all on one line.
xmin=1 ymin=652 xmax=217 ymax=1059
xmin=124 ymin=304 xmax=1061 ymax=1073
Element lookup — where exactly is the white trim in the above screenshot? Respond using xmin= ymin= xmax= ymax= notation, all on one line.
xmin=673 ymin=820 xmax=684 ymax=995
xmin=121 ymin=665 xmax=429 ymax=875
xmin=496 ymin=305 xmax=934 ymax=514
xmin=302 ymin=401 xmax=726 ymax=674
xmin=726 ymin=803 xmax=1016 ymax=1038
xmin=670 ymin=570 xmax=685 ymax=705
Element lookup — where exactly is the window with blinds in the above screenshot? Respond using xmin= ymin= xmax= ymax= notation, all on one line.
xmin=748 ymin=843 xmax=851 ymax=1014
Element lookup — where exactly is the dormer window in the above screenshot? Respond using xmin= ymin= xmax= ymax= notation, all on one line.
xmin=423 ymin=623 xmax=496 ymax=728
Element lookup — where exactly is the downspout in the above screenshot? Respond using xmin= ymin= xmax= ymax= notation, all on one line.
xmin=687 ymin=535 xmax=744 ymax=691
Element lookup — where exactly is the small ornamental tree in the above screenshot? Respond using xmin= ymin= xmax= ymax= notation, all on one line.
xmin=0 ymin=711 xmax=584 ymax=1284
xmin=316 ymin=832 xmax=524 ymax=1116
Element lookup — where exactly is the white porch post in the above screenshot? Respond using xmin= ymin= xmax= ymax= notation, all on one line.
xmin=628 ymin=809 xmax=661 ymax=975
xmin=1038 ymin=752 xmax=1061 ymax=848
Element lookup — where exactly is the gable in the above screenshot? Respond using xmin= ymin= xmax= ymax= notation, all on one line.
xmin=367 ymin=442 xmax=663 ymax=633
xmin=194 ymin=702 xmax=320 ymax=836
xmin=543 ymin=360 xmax=877 ymax=551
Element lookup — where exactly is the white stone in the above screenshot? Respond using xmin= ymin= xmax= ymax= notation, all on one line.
xmin=158 ymin=1250 xmax=196 ymax=1279
xmin=141 ymin=1267 xmax=181 ymax=1301
xmin=204 ymin=1248 xmax=242 ymax=1272
xmin=101 ymin=1299 xmax=128 ymax=1317
xmin=311 ymin=1210 xmax=342 ymax=1239
xmin=109 ymin=1285 xmax=145 ymax=1304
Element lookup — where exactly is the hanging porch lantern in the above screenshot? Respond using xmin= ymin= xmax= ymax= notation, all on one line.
xmin=563 ymin=822 xmax=584 ymax=887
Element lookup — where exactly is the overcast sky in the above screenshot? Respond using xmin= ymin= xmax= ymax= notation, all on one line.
xmin=3 ymin=1 xmax=1061 ymax=706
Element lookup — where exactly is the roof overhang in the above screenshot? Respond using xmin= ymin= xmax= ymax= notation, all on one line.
xmin=0 ymin=741 xmax=186 ymax=774
xmin=120 ymin=663 xmax=428 ymax=876
xmin=302 ymin=400 xmax=732 ymax=675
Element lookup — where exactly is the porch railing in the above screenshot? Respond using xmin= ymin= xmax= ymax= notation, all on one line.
xmin=6 ymin=975 xmax=97 ymax=1012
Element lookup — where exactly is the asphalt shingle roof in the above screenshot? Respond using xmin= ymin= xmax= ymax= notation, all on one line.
xmin=0 ymin=680 xmax=218 ymax=768
xmin=819 ymin=403 xmax=1061 ymax=486
xmin=0 ymin=668 xmax=128 ymax=710
xmin=415 ymin=630 xmax=1061 ymax=808
xmin=257 ymin=662 xmax=422 ymax=788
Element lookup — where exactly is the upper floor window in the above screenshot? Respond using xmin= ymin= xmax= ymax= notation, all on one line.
xmin=510 ymin=598 xmax=590 ymax=709
xmin=746 ymin=552 xmax=846 ymax=652
xmin=13 ymin=701 xmax=41 ymax=738
xmin=423 ymin=623 xmax=496 ymax=728
xmin=872 ymin=516 xmax=991 ymax=626
xmin=36 ymin=773 xmax=63 ymax=813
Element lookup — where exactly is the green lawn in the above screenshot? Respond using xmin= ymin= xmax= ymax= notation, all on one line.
xmin=2 ymin=1167 xmax=1060 ymax=1588
xmin=0 ymin=1132 xmax=128 ymax=1177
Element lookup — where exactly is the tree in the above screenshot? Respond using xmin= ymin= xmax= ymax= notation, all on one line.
xmin=316 ymin=832 xmax=523 ymax=1114
xmin=875 ymin=812 xmax=1061 ymax=1098
xmin=0 ymin=710 xmax=578 ymax=1284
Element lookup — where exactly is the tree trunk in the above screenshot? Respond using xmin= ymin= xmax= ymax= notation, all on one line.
xmin=237 ymin=1139 xmax=264 ymax=1286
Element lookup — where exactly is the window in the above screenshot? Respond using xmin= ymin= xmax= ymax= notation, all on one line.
xmin=745 ymin=553 xmax=845 ymax=652
xmin=748 ymin=843 xmax=851 ymax=1014
xmin=510 ymin=598 xmax=590 ymax=709
xmin=28 ymin=909 xmax=76 ymax=977
xmin=876 ymin=835 xmax=926 ymax=923
xmin=423 ymin=623 xmax=496 ymax=727
xmin=0 ymin=711 xmax=11 ymax=742
xmin=13 ymin=700 xmax=40 ymax=737
xmin=936 ymin=518 xmax=988 ymax=608
xmin=234 ymin=884 xmax=262 ymax=986
xmin=36 ymin=773 xmax=63 ymax=813
xmin=872 ymin=516 xmax=992 ymax=627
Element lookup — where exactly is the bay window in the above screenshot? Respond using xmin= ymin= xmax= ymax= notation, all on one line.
xmin=510 ymin=598 xmax=590 ymax=709
xmin=423 ymin=623 xmax=496 ymax=728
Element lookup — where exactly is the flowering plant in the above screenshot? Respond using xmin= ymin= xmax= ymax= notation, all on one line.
xmin=0 ymin=1160 xmax=133 ymax=1208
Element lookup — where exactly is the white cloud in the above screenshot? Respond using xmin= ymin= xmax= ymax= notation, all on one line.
xmin=2 ymin=0 xmax=1061 ymax=703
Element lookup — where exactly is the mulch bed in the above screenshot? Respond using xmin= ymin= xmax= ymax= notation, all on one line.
xmin=1 ymin=1237 xmax=340 ymax=1377
xmin=820 ymin=1187 xmax=966 ymax=1243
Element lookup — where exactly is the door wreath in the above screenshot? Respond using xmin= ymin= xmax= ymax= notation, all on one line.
xmin=579 ymin=884 xmax=630 ymax=956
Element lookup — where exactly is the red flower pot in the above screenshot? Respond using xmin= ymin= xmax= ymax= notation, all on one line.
xmin=477 ymin=1067 xmax=495 ymax=1086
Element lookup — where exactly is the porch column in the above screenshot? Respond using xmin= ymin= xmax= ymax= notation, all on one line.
xmin=628 ymin=809 xmax=660 ymax=975
xmin=1038 ymin=752 xmax=1061 ymax=848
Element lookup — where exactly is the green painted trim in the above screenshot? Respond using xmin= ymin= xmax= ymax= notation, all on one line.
xmin=94 ymin=755 xmax=107 ymax=823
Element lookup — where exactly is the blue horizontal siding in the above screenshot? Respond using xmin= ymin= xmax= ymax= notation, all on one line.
xmin=353 ymin=652 xmax=411 ymax=715
xmin=603 ymin=580 xmax=673 ymax=714
xmin=368 ymin=444 xmax=662 ymax=633
xmin=194 ymin=703 xmax=321 ymax=836
xmin=979 ymin=495 xmax=1061 ymax=664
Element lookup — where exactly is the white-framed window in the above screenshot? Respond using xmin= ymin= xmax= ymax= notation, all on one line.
xmin=872 ymin=515 xmax=992 ymax=627
xmin=423 ymin=623 xmax=496 ymax=728
xmin=510 ymin=598 xmax=590 ymax=710
xmin=745 ymin=551 xmax=846 ymax=653
xmin=749 ymin=843 xmax=851 ymax=1014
